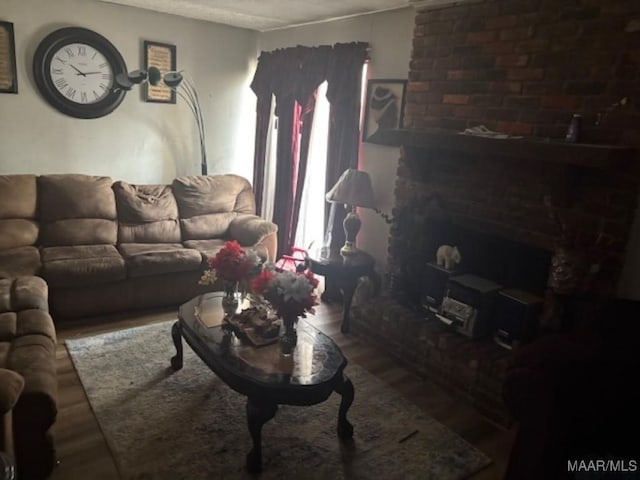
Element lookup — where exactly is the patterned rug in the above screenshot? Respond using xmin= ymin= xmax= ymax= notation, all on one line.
xmin=66 ymin=321 xmax=491 ymax=479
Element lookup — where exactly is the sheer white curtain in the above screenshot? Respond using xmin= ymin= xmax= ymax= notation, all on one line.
xmin=294 ymin=81 xmax=329 ymax=251
xmin=261 ymin=97 xmax=277 ymax=222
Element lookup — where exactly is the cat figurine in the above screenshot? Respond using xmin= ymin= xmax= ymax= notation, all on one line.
xmin=436 ymin=245 xmax=461 ymax=270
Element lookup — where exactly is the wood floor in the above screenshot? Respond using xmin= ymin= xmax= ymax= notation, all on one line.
xmin=49 ymin=301 xmax=515 ymax=480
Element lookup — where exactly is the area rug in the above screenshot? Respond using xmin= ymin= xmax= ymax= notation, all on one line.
xmin=66 ymin=321 xmax=491 ymax=479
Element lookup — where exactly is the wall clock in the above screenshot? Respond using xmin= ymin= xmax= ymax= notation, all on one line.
xmin=33 ymin=27 xmax=127 ymax=119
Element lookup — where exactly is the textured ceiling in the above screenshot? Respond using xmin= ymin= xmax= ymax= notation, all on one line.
xmin=99 ymin=0 xmax=415 ymax=31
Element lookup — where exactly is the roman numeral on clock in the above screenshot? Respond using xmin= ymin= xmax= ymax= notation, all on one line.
xmin=55 ymin=77 xmax=68 ymax=89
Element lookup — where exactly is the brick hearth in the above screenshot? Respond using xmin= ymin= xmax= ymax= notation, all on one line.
xmin=351 ymin=297 xmax=512 ymax=425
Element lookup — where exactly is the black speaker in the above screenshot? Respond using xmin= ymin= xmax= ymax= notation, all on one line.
xmin=493 ymin=288 xmax=543 ymax=349
xmin=421 ymin=262 xmax=458 ymax=311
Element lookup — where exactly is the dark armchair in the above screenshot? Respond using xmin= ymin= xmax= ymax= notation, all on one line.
xmin=502 ymin=298 xmax=640 ymax=479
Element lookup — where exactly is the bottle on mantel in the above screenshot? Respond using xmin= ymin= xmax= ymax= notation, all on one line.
xmin=565 ymin=114 xmax=582 ymax=143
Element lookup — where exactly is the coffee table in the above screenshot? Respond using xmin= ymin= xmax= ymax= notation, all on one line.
xmin=170 ymin=292 xmax=355 ymax=473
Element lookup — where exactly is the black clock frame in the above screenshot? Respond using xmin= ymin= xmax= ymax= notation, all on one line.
xmin=33 ymin=27 xmax=127 ymax=119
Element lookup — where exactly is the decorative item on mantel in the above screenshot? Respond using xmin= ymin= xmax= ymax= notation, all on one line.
xmin=199 ymin=241 xmax=262 ymax=314
xmin=252 ymin=264 xmax=319 ymax=355
xmin=326 ymin=169 xmax=377 ymax=256
xmin=114 ymin=66 xmax=208 ymax=175
xmin=436 ymin=245 xmax=462 ymax=271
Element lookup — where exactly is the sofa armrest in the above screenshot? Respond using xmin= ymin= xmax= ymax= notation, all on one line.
xmin=229 ymin=215 xmax=277 ymax=248
xmin=0 ymin=369 xmax=24 ymax=415
xmin=0 ymin=369 xmax=24 ymax=461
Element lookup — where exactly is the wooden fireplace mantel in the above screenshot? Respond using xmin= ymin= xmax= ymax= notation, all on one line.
xmin=367 ymin=128 xmax=635 ymax=169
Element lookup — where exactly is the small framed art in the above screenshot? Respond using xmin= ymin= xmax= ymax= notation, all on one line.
xmin=0 ymin=21 xmax=18 ymax=94
xmin=143 ymin=40 xmax=176 ymax=103
xmin=362 ymin=79 xmax=407 ymax=142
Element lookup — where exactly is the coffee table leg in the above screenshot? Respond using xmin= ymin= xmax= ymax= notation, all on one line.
xmin=334 ymin=373 xmax=354 ymax=439
xmin=170 ymin=321 xmax=183 ymax=370
xmin=246 ymin=398 xmax=278 ymax=473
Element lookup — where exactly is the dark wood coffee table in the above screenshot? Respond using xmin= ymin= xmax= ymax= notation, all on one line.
xmin=170 ymin=292 xmax=355 ymax=473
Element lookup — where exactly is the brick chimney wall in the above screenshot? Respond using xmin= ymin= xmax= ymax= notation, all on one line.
xmin=404 ymin=0 xmax=640 ymax=145
xmin=380 ymin=1 xmax=640 ymax=306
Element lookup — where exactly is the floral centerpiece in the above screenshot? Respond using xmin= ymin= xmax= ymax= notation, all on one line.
xmin=252 ymin=264 xmax=319 ymax=353
xmin=199 ymin=240 xmax=262 ymax=305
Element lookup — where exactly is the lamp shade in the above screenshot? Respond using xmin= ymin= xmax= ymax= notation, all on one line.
xmin=326 ymin=169 xmax=376 ymax=209
xmin=163 ymin=71 xmax=183 ymax=87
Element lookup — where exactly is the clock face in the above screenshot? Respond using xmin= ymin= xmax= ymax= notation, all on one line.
xmin=33 ymin=27 xmax=127 ymax=119
xmin=49 ymin=43 xmax=114 ymax=105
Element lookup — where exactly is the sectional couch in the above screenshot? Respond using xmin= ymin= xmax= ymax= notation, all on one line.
xmin=0 ymin=172 xmax=277 ymax=478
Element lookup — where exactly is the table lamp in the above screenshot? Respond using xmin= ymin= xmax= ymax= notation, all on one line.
xmin=326 ymin=169 xmax=376 ymax=256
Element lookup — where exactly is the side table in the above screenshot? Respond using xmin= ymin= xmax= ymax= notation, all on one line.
xmin=306 ymin=248 xmax=379 ymax=333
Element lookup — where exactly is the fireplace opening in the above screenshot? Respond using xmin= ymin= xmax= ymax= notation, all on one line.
xmin=394 ymin=218 xmax=552 ymax=309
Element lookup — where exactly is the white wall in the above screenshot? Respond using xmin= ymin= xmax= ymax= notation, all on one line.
xmin=260 ymin=8 xmax=415 ymax=275
xmin=0 ymin=0 xmax=258 ymax=184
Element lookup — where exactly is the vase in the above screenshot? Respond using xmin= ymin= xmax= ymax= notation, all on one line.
xmin=279 ymin=314 xmax=298 ymax=355
xmin=221 ymin=279 xmax=239 ymax=315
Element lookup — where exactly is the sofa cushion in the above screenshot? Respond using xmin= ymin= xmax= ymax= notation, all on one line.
xmin=113 ymin=182 xmax=182 ymax=243
xmin=229 ymin=215 xmax=278 ymax=246
xmin=180 ymin=212 xmax=238 ymax=240
xmin=0 ymin=175 xmax=38 ymax=249
xmin=182 ymin=238 xmax=227 ymax=259
xmin=38 ymin=174 xmax=117 ymax=246
xmin=0 ymin=246 xmax=41 ymax=279
xmin=118 ymin=243 xmax=203 ymax=278
xmin=40 ymin=245 xmax=125 ymax=287
xmin=172 ymin=175 xmax=255 ymax=240
xmin=0 ymin=220 xmax=39 ymax=250
xmin=0 ymin=312 xmax=16 ymax=343
xmin=0 ymin=175 xmax=37 ymax=220
xmin=0 ymin=277 xmax=48 ymax=314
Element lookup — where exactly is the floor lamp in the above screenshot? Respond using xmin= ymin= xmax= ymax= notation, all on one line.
xmin=115 ymin=67 xmax=208 ymax=175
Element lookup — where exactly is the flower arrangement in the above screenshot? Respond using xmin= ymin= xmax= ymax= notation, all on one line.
xmin=199 ymin=240 xmax=262 ymax=286
xmin=252 ymin=264 xmax=319 ymax=318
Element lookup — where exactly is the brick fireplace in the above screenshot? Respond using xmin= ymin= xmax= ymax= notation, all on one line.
xmin=382 ymin=136 xmax=638 ymax=311
xmin=351 ymin=0 xmax=640 ymax=424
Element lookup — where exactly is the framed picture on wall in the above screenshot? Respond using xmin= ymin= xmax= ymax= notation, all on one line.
xmin=362 ymin=79 xmax=406 ymax=142
xmin=0 ymin=21 xmax=18 ymax=94
xmin=143 ymin=40 xmax=176 ymax=103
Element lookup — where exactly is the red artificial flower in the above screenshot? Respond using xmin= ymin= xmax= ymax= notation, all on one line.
xmin=208 ymin=240 xmax=255 ymax=282
xmin=252 ymin=268 xmax=275 ymax=295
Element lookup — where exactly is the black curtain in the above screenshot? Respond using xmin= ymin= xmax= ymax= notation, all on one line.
xmin=250 ymin=42 xmax=369 ymax=258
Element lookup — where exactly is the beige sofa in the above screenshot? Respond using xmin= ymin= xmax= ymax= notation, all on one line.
xmin=0 ymin=173 xmax=277 ymax=319
xmin=0 ymin=172 xmax=276 ymax=479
